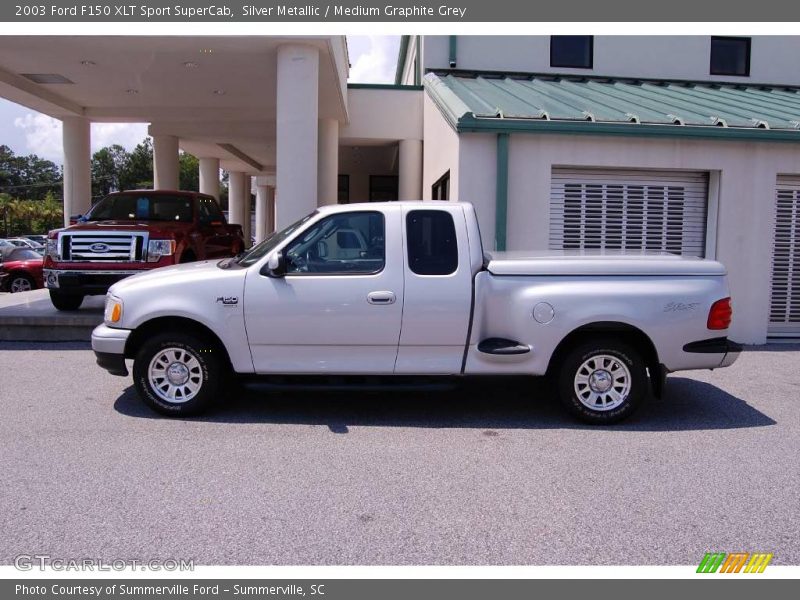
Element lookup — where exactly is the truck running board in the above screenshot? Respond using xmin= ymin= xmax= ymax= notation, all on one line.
xmin=239 ymin=375 xmax=458 ymax=393
xmin=477 ymin=338 xmax=531 ymax=355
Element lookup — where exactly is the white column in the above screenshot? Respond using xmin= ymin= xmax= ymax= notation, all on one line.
xmin=62 ymin=117 xmax=91 ymax=224
xmin=317 ymin=118 xmax=339 ymax=206
xmin=153 ymin=134 xmax=180 ymax=190
xmin=398 ymin=139 xmax=423 ymax=200
xmin=199 ymin=157 xmax=220 ymax=200
xmin=276 ymin=44 xmax=319 ymax=228
xmin=242 ymin=175 xmax=252 ymax=247
xmin=255 ymin=183 xmax=275 ymax=243
xmin=267 ymin=186 xmax=276 ymax=234
xmin=228 ymin=171 xmax=246 ymax=234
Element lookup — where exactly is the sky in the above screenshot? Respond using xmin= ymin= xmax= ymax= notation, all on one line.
xmin=0 ymin=35 xmax=401 ymax=166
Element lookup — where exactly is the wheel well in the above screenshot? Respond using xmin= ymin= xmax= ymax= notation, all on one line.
xmin=124 ymin=316 xmax=230 ymax=365
xmin=547 ymin=322 xmax=661 ymax=390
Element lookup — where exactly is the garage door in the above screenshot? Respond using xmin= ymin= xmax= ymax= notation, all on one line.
xmin=769 ymin=176 xmax=800 ymax=336
xmin=550 ymin=168 xmax=709 ymax=257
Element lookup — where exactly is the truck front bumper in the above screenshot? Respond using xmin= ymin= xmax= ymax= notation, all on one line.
xmin=45 ymin=269 xmax=142 ymax=295
xmin=683 ymin=337 xmax=743 ymax=368
xmin=91 ymin=324 xmax=131 ymax=376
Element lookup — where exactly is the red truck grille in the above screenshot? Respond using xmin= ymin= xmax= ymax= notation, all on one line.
xmin=60 ymin=232 xmax=146 ymax=262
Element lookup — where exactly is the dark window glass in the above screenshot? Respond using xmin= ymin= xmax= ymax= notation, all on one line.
xmin=199 ymin=197 xmax=224 ymax=224
xmin=406 ymin=210 xmax=458 ymax=276
xmin=85 ymin=193 xmax=194 ymax=222
xmin=369 ymin=176 xmax=398 ymax=202
xmin=432 ymin=170 xmax=450 ymax=201
xmin=284 ymin=211 xmax=385 ymax=275
xmin=710 ymin=37 xmax=750 ymax=76
xmin=550 ymin=36 xmax=593 ymax=69
xmin=337 ymin=174 xmax=350 ymax=204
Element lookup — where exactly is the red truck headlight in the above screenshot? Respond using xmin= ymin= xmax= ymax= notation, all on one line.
xmin=707 ymin=297 xmax=733 ymax=330
xmin=46 ymin=237 xmax=59 ymax=260
xmin=147 ymin=239 xmax=176 ymax=262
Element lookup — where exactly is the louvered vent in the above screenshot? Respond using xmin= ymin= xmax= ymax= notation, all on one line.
xmin=550 ymin=168 xmax=709 ymax=257
xmin=769 ymin=177 xmax=800 ymax=336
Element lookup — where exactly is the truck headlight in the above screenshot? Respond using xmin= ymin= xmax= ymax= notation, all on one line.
xmin=104 ymin=295 xmax=124 ymax=324
xmin=46 ymin=238 xmax=59 ymax=260
xmin=147 ymin=239 xmax=176 ymax=262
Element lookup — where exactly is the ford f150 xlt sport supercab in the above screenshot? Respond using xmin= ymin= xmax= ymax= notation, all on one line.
xmin=45 ymin=190 xmax=245 ymax=311
xmin=91 ymin=201 xmax=741 ymax=424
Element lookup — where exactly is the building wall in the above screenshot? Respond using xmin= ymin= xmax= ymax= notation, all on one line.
xmin=424 ymin=36 xmax=800 ymax=85
xmin=341 ymin=87 xmax=423 ymax=141
xmin=422 ymin=95 xmax=460 ymax=201
xmin=448 ymin=131 xmax=800 ymax=343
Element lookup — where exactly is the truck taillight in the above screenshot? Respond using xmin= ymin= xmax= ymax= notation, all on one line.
xmin=708 ymin=297 xmax=732 ymax=330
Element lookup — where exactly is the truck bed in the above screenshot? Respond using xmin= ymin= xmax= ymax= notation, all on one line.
xmin=486 ymin=250 xmax=727 ymax=277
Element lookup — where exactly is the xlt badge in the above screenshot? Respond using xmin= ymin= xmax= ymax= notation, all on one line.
xmin=216 ymin=296 xmax=238 ymax=306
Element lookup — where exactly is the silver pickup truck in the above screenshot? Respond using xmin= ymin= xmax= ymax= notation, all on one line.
xmin=91 ymin=201 xmax=740 ymax=423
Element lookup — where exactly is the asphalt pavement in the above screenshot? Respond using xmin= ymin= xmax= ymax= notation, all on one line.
xmin=0 ymin=341 xmax=798 ymax=565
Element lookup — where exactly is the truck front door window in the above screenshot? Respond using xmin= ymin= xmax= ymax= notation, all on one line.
xmin=284 ymin=212 xmax=385 ymax=275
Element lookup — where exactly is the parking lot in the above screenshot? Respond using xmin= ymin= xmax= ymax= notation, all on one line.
xmin=0 ymin=341 xmax=798 ymax=565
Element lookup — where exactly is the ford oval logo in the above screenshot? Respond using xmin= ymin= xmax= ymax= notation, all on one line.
xmin=89 ymin=243 xmax=110 ymax=253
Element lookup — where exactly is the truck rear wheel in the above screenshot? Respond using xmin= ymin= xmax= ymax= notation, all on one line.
xmin=558 ymin=338 xmax=647 ymax=424
xmin=49 ymin=290 xmax=84 ymax=311
xmin=133 ymin=332 xmax=224 ymax=417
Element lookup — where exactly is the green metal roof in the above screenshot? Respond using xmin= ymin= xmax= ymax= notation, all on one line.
xmin=425 ymin=72 xmax=800 ymax=141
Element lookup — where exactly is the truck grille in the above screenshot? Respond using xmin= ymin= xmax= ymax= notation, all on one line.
xmin=60 ymin=232 xmax=147 ymax=262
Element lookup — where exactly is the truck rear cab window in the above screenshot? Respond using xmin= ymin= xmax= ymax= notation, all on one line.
xmin=406 ymin=210 xmax=458 ymax=275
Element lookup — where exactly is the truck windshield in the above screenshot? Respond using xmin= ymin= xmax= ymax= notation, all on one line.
xmin=84 ymin=194 xmax=194 ymax=222
xmin=236 ymin=213 xmax=315 ymax=267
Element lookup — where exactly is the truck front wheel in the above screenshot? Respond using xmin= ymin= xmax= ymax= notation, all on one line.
xmin=133 ymin=332 xmax=224 ymax=417
xmin=49 ymin=290 xmax=84 ymax=311
xmin=558 ymin=339 xmax=647 ymax=424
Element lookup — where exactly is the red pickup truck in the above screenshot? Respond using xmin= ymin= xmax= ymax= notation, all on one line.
xmin=44 ymin=190 xmax=245 ymax=310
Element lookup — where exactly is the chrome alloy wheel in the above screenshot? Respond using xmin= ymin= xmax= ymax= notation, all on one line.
xmin=147 ymin=347 xmax=203 ymax=404
xmin=10 ymin=276 xmax=32 ymax=292
xmin=573 ymin=354 xmax=632 ymax=411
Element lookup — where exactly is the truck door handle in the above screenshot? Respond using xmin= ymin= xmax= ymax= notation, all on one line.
xmin=367 ymin=291 xmax=396 ymax=305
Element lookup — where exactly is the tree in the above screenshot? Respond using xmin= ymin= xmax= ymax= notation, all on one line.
xmin=0 ymin=145 xmax=62 ymax=201
xmin=119 ymin=138 xmax=153 ymax=191
xmin=179 ymin=151 xmax=199 ymax=191
xmin=91 ymin=144 xmax=129 ymax=200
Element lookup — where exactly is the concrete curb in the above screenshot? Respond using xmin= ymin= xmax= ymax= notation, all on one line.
xmin=0 ymin=289 xmax=104 ymax=342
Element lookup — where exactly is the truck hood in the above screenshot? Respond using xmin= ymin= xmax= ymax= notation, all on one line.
xmin=63 ymin=220 xmax=190 ymax=236
xmin=486 ymin=250 xmax=727 ymax=276
xmin=109 ymin=259 xmax=242 ymax=295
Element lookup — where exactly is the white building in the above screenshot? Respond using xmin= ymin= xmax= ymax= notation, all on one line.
xmin=0 ymin=35 xmax=798 ymax=343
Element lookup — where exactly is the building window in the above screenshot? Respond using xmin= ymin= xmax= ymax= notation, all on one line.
xmin=550 ymin=36 xmax=593 ymax=69
xmin=369 ymin=175 xmax=398 ymax=202
xmin=710 ymin=37 xmax=750 ymax=76
xmin=406 ymin=210 xmax=458 ymax=276
xmin=432 ymin=170 xmax=450 ymax=200
xmin=337 ymin=174 xmax=349 ymax=204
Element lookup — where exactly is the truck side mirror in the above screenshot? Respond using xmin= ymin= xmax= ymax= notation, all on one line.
xmin=264 ymin=251 xmax=286 ymax=278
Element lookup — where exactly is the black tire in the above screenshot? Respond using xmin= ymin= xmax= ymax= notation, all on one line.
xmin=179 ymin=251 xmax=196 ymax=264
xmin=49 ymin=290 xmax=84 ymax=311
xmin=8 ymin=273 xmax=35 ymax=293
xmin=557 ymin=338 xmax=647 ymax=424
xmin=133 ymin=332 xmax=225 ymax=417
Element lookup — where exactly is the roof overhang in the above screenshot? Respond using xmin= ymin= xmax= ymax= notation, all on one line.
xmin=425 ymin=71 xmax=800 ymax=142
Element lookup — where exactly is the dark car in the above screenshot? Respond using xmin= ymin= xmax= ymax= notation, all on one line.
xmin=0 ymin=246 xmax=44 ymax=293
